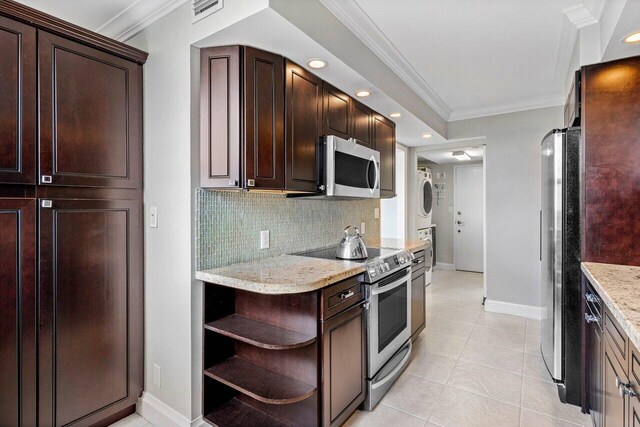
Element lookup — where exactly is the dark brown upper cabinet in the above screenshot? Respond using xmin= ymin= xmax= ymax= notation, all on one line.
xmin=38 ymin=198 xmax=143 ymax=426
xmin=200 ymin=45 xmax=242 ymax=189
xmin=323 ymin=83 xmax=351 ymax=140
xmin=0 ymin=17 xmax=36 ymax=185
xmin=350 ymin=100 xmax=373 ymax=148
xmin=244 ymin=47 xmax=285 ymax=190
xmin=372 ymin=114 xmax=396 ymax=198
xmin=39 ymin=31 xmax=142 ymax=189
xmin=285 ymin=60 xmax=323 ymax=193
xmin=199 ymin=45 xmax=396 ymax=197
xmin=0 ymin=199 xmax=36 ymax=427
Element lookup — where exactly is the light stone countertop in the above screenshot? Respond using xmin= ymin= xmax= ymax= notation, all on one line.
xmin=196 ymin=239 xmax=428 ymax=294
xmin=581 ymin=262 xmax=640 ymax=351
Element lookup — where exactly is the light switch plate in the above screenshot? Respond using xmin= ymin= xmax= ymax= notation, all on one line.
xmin=150 ymin=207 xmax=158 ymax=228
xmin=360 ymin=222 xmax=366 ymax=234
xmin=374 ymin=208 xmax=380 ymax=219
xmin=260 ymin=230 xmax=270 ymax=249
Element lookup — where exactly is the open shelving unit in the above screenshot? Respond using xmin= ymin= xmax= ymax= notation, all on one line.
xmin=202 ymin=284 xmax=320 ymax=427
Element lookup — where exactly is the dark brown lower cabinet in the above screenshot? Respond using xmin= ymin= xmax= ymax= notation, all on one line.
xmin=584 ymin=275 xmax=640 ymax=427
xmin=0 ymin=199 xmax=36 ymax=426
xmin=321 ymin=301 xmax=365 ymax=427
xmin=38 ymin=198 xmax=143 ymax=426
xmin=603 ymin=339 xmax=627 ymax=427
xmin=410 ymin=250 xmax=426 ymax=341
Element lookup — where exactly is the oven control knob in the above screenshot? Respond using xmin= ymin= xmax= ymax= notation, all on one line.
xmin=377 ymin=265 xmax=384 ymax=273
xmin=399 ymin=256 xmax=405 ymax=264
xmin=384 ymin=263 xmax=390 ymax=272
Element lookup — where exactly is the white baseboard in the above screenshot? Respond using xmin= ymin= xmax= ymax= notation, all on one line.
xmin=434 ymin=262 xmax=454 ymax=271
xmin=484 ymin=299 xmax=543 ymax=320
xmin=137 ymin=392 xmax=205 ymax=427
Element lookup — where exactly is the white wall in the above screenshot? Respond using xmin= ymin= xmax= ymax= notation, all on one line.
xmin=447 ymin=106 xmax=563 ymax=314
xmin=126 ymin=1 xmax=269 ymax=422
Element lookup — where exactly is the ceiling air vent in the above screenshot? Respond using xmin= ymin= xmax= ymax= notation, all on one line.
xmin=192 ymin=0 xmax=223 ymax=23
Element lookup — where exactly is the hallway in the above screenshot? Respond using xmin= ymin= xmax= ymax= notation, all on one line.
xmin=345 ymin=269 xmax=591 ymax=427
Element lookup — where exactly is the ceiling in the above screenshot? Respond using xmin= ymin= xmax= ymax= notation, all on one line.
xmin=419 ymin=146 xmax=484 ymax=164
xmin=322 ymin=0 xmax=596 ymax=121
xmin=15 ymin=0 xmax=188 ymax=40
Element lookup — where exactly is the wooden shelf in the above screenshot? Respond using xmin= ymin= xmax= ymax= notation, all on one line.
xmin=205 ymin=314 xmax=316 ymax=350
xmin=204 ymin=356 xmax=317 ymax=405
xmin=204 ymin=398 xmax=289 ymax=427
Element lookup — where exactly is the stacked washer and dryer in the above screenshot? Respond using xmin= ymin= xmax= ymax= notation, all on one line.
xmin=417 ymin=168 xmax=434 ymax=285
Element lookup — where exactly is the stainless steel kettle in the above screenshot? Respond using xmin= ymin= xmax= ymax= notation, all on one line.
xmin=336 ymin=226 xmax=368 ymax=260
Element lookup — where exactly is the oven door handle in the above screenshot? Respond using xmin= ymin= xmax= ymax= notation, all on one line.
xmin=371 ymin=270 xmax=410 ymax=296
xmin=371 ymin=340 xmax=412 ymax=390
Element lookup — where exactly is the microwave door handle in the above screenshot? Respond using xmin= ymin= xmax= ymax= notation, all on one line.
xmin=370 ymin=155 xmax=380 ymax=193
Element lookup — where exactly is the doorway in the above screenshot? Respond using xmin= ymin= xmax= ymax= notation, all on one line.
xmin=454 ymin=164 xmax=484 ymax=272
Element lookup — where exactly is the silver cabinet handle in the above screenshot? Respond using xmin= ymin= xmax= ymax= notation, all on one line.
xmin=585 ymin=313 xmax=600 ymax=324
xmin=412 ymin=258 xmax=424 ymax=264
xmin=339 ymin=290 xmax=355 ymax=300
xmin=586 ymin=293 xmax=598 ymax=303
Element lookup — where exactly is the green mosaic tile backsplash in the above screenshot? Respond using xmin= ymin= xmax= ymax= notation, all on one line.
xmin=195 ymin=189 xmax=381 ymax=270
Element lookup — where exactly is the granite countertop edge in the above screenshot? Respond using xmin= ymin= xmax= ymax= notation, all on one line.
xmin=196 ymin=239 xmax=427 ymax=295
xmin=581 ymin=262 xmax=640 ymax=351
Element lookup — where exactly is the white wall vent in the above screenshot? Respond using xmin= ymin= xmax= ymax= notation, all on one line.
xmin=192 ymin=0 xmax=223 ymax=23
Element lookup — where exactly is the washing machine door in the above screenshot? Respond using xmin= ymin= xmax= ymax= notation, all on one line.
xmin=419 ymin=177 xmax=433 ymax=217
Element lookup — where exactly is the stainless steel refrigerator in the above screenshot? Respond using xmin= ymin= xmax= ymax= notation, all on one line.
xmin=540 ymin=127 xmax=582 ymax=405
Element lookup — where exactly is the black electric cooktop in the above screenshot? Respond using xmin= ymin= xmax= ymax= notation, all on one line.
xmin=295 ymin=246 xmax=398 ymax=262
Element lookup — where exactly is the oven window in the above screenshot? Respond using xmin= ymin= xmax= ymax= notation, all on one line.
xmin=335 ymin=152 xmax=375 ymax=189
xmin=378 ymin=283 xmax=408 ymax=353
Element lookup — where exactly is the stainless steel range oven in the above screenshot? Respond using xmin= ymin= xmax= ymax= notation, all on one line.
xmin=364 ymin=266 xmax=412 ymax=409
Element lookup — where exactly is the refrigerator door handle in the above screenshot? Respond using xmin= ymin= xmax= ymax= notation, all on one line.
xmin=539 ymin=209 xmax=542 ymax=261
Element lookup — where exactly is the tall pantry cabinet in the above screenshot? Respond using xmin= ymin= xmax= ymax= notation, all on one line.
xmin=0 ymin=0 xmax=147 ymax=425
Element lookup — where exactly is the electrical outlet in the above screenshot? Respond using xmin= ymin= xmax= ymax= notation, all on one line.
xmin=260 ymin=230 xmax=270 ymax=249
xmin=360 ymin=222 xmax=366 ymax=234
xmin=149 ymin=207 xmax=158 ymax=228
xmin=153 ymin=364 xmax=161 ymax=388
xmin=374 ymin=208 xmax=380 ymax=219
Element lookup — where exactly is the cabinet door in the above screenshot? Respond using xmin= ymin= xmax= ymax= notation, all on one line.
xmin=322 ymin=303 xmax=365 ymax=427
xmin=200 ymin=46 xmax=241 ymax=189
xmin=603 ymin=339 xmax=627 ymax=427
xmin=411 ymin=269 xmax=426 ymax=339
xmin=244 ymin=47 xmax=285 ymax=190
xmin=38 ymin=199 xmax=143 ymax=426
xmin=588 ymin=313 xmax=603 ymax=427
xmin=0 ymin=17 xmax=36 ymax=184
xmin=0 ymin=199 xmax=36 ymax=426
xmin=39 ymin=31 xmax=142 ymax=188
xmin=322 ymin=83 xmax=350 ymax=140
xmin=630 ymin=348 xmax=640 ymax=427
xmin=350 ymin=100 xmax=373 ymax=148
xmin=372 ymin=114 xmax=396 ymax=198
xmin=285 ymin=60 xmax=322 ymax=192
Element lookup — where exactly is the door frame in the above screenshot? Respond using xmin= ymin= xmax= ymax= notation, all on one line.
xmin=453 ymin=162 xmax=484 ymax=274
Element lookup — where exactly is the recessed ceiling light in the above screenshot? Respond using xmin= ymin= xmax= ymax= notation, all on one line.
xmin=623 ymin=32 xmax=640 ymax=44
xmin=422 ymin=133 xmax=432 ymax=139
xmin=452 ymin=151 xmax=471 ymax=161
xmin=389 ymin=112 xmax=401 ymax=118
xmin=355 ymin=90 xmax=371 ymax=97
xmin=307 ymin=59 xmax=327 ymax=69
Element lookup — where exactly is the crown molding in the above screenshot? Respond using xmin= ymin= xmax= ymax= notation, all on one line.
xmin=563 ymin=4 xmax=598 ymax=29
xmin=319 ymin=0 xmax=452 ymax=120
xmin=448 ymin=93 xmax=565 ymax=122
xmin=96 ymin=0 xmax=189 ymax=42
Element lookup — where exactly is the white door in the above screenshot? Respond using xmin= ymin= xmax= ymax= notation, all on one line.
xmin=454 ymin=164 xmax=483 ymax=272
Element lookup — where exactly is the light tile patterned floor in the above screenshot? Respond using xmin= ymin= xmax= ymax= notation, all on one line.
xmin=344 ymin=269 xmax=592 ymax=427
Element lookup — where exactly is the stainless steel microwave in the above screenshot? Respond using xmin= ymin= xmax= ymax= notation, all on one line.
xmin=323 ymin=135 xmax=380 ymax=199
